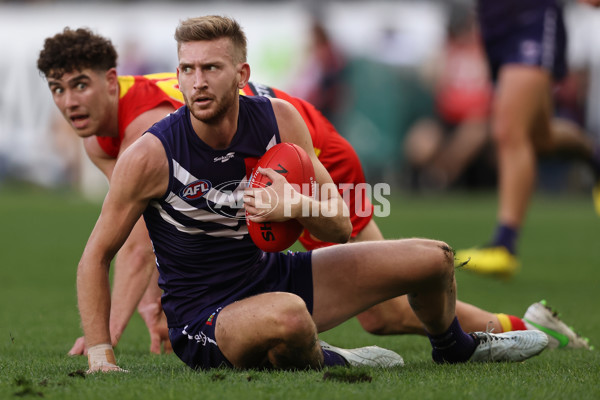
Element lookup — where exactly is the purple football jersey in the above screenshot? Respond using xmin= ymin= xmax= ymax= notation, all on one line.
xmin=143 ymin=95 xmax=282 ymax=327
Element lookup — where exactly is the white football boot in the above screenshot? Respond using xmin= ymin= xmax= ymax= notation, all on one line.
xmin=319 ymin=340 xmax=404 ymax=368
xmin=523 ymin=300 xmax=591 ymax=350
xmin=468 ymin=330 xmax=548 ymax=362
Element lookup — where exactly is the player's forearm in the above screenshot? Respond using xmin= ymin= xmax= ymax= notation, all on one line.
xmin=108 ymin=252 xmax=155 ymax=345
xmin=296 ymin=195 xmax=351 ymax=244
xmin=77 ymin=260 xmax=112 ymax=347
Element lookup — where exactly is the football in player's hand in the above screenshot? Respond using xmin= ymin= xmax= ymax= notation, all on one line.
xmin=247 ymin=143 xmax=315 ymax=252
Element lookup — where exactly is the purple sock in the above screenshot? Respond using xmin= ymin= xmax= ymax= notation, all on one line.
xmin=491 ymin=224 xmax=518 ymax=254
xmin=428 ymin=317 xmax=476 ymax=364
xmin=322 ymin=349 xmax=348 ymax=367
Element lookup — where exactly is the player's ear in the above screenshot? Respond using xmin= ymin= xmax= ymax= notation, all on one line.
xmin=238 ymin=62 xmax=250 ymax=89
xmin=105 ymin=68 xmax=119 ymax=93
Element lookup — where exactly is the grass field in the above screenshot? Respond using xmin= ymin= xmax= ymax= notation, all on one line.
xmin=1 ymin=184 xmax=599 ymax=399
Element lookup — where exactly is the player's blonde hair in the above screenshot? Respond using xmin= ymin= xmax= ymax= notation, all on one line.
xmin=175 ymin=15 xmax=247 ymax=64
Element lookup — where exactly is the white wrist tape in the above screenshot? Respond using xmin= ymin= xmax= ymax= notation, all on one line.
xmin=87 ymin=343 xmax=117 ymax=370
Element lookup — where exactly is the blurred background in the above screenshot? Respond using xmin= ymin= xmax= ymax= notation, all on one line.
xmin=1 ymin=0 xmax=599 ymax=200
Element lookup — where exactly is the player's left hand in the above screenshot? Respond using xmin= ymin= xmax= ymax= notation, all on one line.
xmin=244 ymin=167 xmax=302 ymax=222
xmin=138 ymin=298 xmax=172 ymax=354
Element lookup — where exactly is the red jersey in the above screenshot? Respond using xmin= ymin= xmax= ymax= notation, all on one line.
xmin=96 ymin=73 xmax=183 ymax=157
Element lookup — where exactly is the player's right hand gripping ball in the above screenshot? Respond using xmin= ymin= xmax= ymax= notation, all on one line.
xmin=247 ymin=143 xmax=315 ymax=252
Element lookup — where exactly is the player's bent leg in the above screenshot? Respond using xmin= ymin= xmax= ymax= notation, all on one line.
xmin=215 ymin=292 xmax=322 ymax=369
xmin=455 ymin=301 xmax=503 ymax=333
xmin=357 ymin=296 xmax=426 ymax=335
xmin=311 ymin=238 xmax=548 ymax=362
xmin=357 ymin=297 xmax=504 ymax=336
xmin=311 ymin=238 xmax=456 ymax=335
xmin=351 ymin=223 xmax=451 ymax=336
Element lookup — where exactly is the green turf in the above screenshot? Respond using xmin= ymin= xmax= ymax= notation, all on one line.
xmin=1 ymin=185 xmax=599 ymax=399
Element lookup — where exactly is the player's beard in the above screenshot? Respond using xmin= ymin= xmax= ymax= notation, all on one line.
xmin=187 ymin=79 xmax=238 ymax=125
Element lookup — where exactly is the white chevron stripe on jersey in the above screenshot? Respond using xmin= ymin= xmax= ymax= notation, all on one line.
xmin=173 ymin=159 xmax=198 ymax=187
xmin=172 ymin=159 xmax=248 ymax=209
xmin=149 ymin=200 xmax=248 ymax=239
xmin=265 ymin=134 xmax=277 ymax=151
xmin=167 ymin=192 xmax=240 ymax=227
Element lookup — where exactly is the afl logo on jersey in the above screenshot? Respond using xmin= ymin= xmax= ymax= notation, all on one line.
xmin=180 ymin=179 xmax=212 ymax=200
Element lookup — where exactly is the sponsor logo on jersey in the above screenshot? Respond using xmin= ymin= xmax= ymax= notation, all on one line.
xmin=180 ymin=179 xmax=212 ymax=200
xmin=182 ymin=325 xmax=217 ymax=346
xmin=247 ymin=82 xmax=276 ymax=98
xmin=213 ymin=152 xmax=235 ymax=163
xmin=206 ymin=308 xmax=221 ymax=326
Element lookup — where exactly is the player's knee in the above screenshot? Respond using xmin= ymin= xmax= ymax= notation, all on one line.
xmin=426 ymin=240 xmax=455 ymax=281
xmin=272 ymin=293 xmax=315 ymax=341
xmin=491 ymin=118 xmax=527 ymax=148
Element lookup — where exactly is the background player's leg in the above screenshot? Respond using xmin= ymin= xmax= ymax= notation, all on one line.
xmin=494 ymin=65 xmax=552 ymax=233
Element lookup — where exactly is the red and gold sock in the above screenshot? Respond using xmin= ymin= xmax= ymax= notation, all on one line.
xmin=495 ymin=313 xmax=527 ymax=332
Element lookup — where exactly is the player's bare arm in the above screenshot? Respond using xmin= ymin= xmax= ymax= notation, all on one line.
xmin=271 ymin=98 xmax=351 ymax=243
xmin=107 ymin=105 xmax=176 ymax=351
xmin=77 ymin=133 xmax=168 ymax=372
xmin=73 ymin=113 xmax=174 ymax=355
